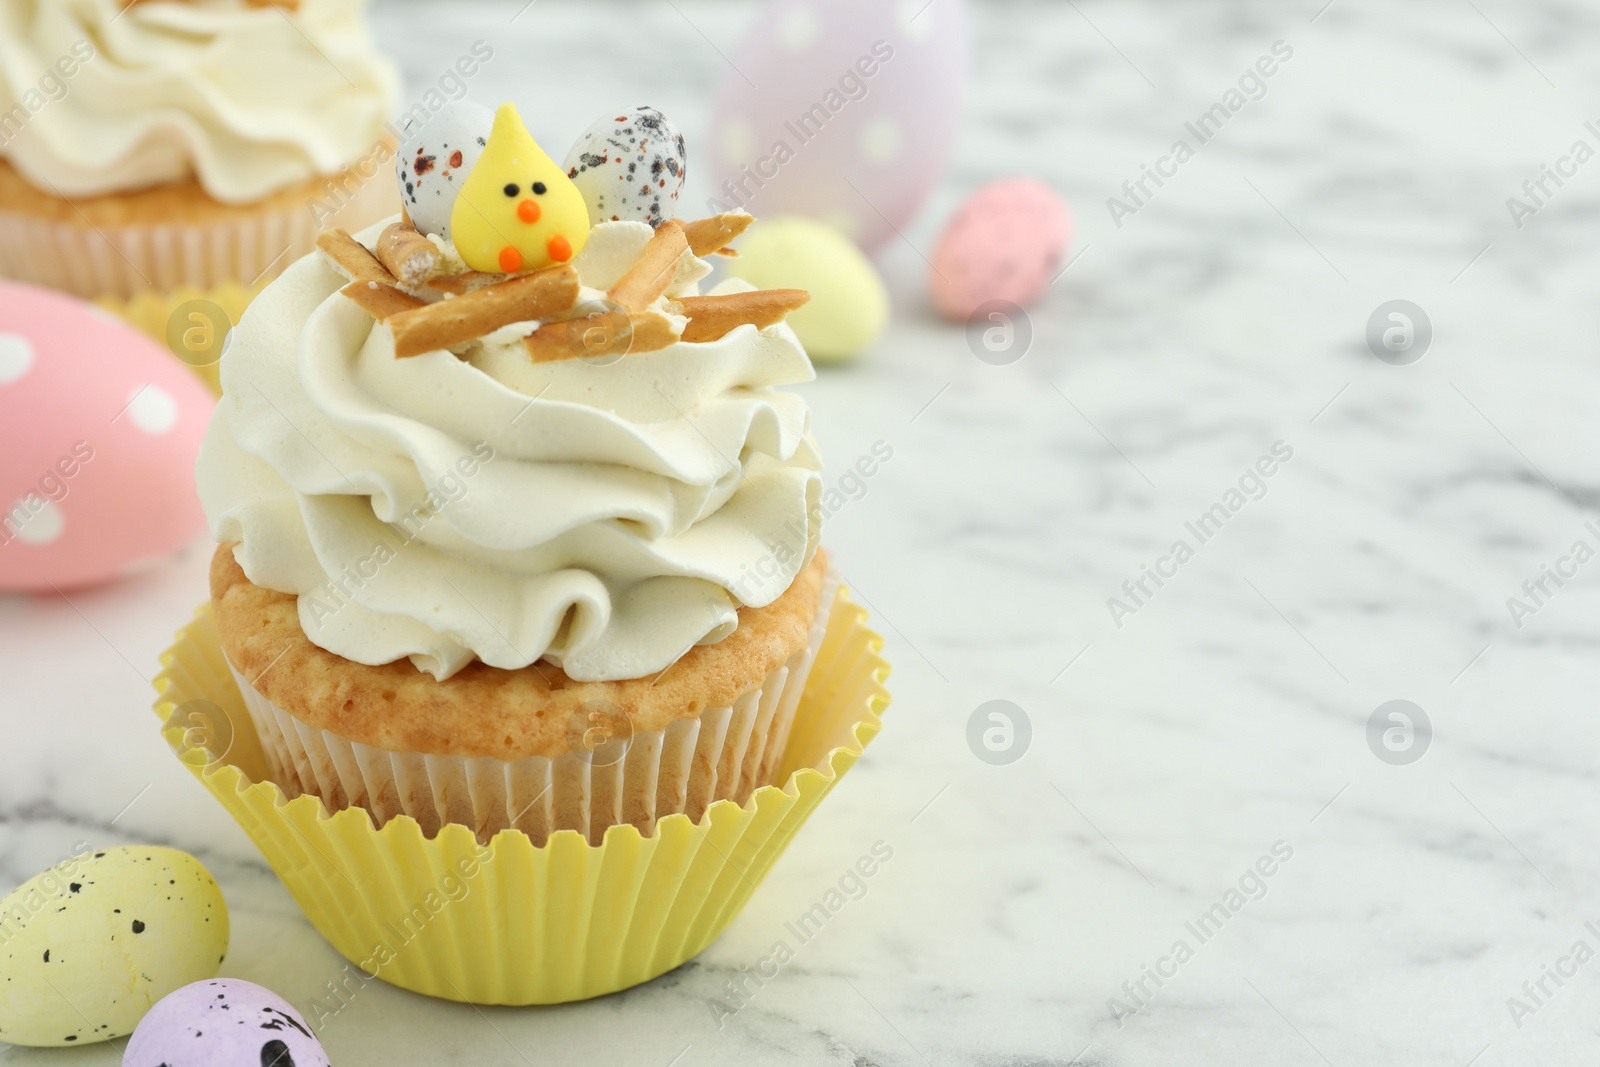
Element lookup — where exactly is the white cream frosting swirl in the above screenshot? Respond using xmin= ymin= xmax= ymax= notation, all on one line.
xmin=198 ymin=219 xmax=822 ymax=682
xmin=0 ymin=0 xmax=397 ymax=203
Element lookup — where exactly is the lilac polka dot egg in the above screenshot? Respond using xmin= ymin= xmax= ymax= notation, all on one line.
xmin=395 ymin=100 xmax=494 ymax=239
xmin=562 ymin=106 xmax=687 ymax=228
xmin=707 ymin=0 xmax=969 ymax=251
xmin=123 ymin=979 xmax=328 ymax=1067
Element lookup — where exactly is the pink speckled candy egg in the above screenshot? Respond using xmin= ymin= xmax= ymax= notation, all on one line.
xmin=124 ymin=979 xmax=329 ymax=1067
xmin=0 ymin=281 xmax=212 ymax=590
xmin=708 ymin=0 xmax=968 ymax=251
xmin=930 ymin=178 xmax=1071 ymax=320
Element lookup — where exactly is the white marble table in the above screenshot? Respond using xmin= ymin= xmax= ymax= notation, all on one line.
xmin=7 ymin=0 xmax=1600 ymax=1063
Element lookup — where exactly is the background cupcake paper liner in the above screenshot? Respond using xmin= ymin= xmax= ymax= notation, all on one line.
xmin=152 ymin=583 xmax=889 ymax=1006
xmin=0 ymin=173 xmax=393 ymax=302
xmin=5 ymin=173 xmax=395 ymax=394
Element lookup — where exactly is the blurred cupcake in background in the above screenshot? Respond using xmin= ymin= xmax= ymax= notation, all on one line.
xmin=0 ymin=0 xmax=398 ymax=304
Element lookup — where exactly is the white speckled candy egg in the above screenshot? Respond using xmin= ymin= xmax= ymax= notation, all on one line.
xmin=930 ymin=177 xmax=1071 ymax=320
xmin=0 ymin=847 xmax=228 ymax=1048
xmin=562 ymin=106 xmax=687 ymax=228
xmin=396 ymin=100 xmax=494 ymax=239
xmin=124 ymin=978 xmax=329 ymax=1067
xmin=724 ymin=216 xmax=888 ymax=362
xmin=709 ymin=0 xmax=968 ymax=251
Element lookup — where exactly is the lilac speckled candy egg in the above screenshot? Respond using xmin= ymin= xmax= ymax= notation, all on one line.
xmin=930 ymin=178 xmax=1071 ymax=320
xmin=395 ymin=100 xmax=494 ymax=239
xmin=123 ymin=979 xmax=328 ymax=1067
xmin=562 ymin=106 xmax=687 ymax=228
xmin=708 ymin=0 xmax=968 ymax=251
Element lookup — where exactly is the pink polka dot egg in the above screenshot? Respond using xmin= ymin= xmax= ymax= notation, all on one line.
xmin=930 ymin=178 xmax=1072 ymax=321
xmin=0 ymin=281 xmax=212 ymax=591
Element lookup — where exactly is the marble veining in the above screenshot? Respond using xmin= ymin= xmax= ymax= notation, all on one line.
xmin=6 ymin=0 xmax=1600 ymax=1063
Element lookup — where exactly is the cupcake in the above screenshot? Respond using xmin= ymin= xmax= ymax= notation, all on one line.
xmin=195 ymin=101 xmax=841 ymax=847
xmin=0 ymin=0 xmax=398 ymax=302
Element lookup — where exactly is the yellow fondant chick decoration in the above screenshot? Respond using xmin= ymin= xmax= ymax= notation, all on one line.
xmin=449 ymin=103 xmax=590 ymax=273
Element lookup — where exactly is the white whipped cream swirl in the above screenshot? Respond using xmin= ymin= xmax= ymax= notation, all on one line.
xmin=198 ymin=219 xmax=822 ymax=682
xmin=0 ymin=0 xmax=397 ymax=203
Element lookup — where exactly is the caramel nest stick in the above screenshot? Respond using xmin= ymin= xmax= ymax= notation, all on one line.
xmin=341 ymin=281 xmax=424 ymax=321
xmin=386 ymin=264 xmax=580 ymax=358
xmin=682 ymin=212 xmax=753 ymax=257
xmin=523 ymin=311 xmax=680 ymax=364
xmin=676 ymin=289 xmax=809 ymax=343
xmin=427 ymin=271 xmax=513 ymax=297
xmin=316 ymin=229 xmax=394 ymax=286
xmin=376 ymin=223 xmax=443 ymax=288
xmin=608 ymin=219 xmax=688 ymax=312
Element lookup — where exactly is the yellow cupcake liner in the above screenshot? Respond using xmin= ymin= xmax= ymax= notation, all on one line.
xmin=96 ymin=282 xmax=265 ymax=395
xmin=151 ymin=587 xmax=889 ymax=1005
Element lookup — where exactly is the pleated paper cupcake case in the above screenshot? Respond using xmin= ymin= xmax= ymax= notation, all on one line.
xmin=228 ymin=570 xmax=841 ymax=846
xmin=0 ymin=203 xmax=313 ymax=300
xmin=1 ymin=173 xmax=396 ymax=393
xmin=0 ymin=165 xmax=397 ymax=299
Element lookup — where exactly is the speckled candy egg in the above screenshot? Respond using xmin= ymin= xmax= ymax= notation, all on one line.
xmin=562 ymin=106 xmax=687 ymax=228
xmin=709 ymin=0 xmax=968 ymax=250
xmin=0 ymin=281 xmax=212 ymax=591
xmin=124 ymin=978 xmax=328 ymax=1067
xmin=396 ymin=100 xmax=494 ymax=239
xmin=0 ymin=847 xmax=228 ymax=1048
xmin=724 ymin=215 xmax=888 ymax=362
xmin=930 ymin=178 xmax=1071 ymax=320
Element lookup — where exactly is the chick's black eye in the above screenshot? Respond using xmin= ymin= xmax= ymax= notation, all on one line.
xmin=532 ymin=181 xmax=547 ymax=195
xmin=503 ymin=183 xmax=519 ymax=197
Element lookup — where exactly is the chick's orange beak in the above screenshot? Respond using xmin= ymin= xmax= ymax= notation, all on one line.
xmin=517 ymin=199 xmax=542 ymax=224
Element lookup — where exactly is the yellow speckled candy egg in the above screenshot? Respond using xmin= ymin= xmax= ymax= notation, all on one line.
xmin=724 ymin=216 xmax=888 ymax=363
xmin=0 ymin=846 xmax=228 ymax=1048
